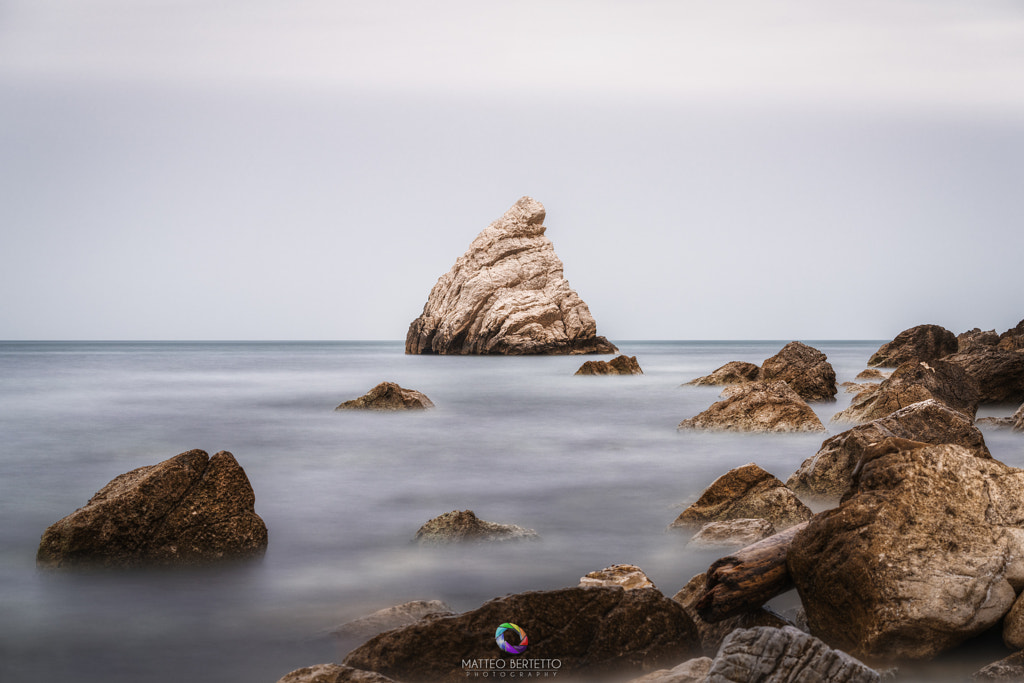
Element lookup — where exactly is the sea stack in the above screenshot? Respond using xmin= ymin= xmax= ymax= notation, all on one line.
xmin=405 ymin=197 xmax=617 ymax=355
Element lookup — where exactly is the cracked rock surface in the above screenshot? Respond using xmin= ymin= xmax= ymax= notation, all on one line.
xmin=831 ymin=359 xmax=979 ymax=424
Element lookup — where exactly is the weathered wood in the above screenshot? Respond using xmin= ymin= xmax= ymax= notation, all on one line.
xmin=694 ymin=521 xmax=808 ymax=623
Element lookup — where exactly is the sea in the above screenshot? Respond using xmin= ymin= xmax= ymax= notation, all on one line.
xmin=1 ymin=340 xmax=1021 ymax=683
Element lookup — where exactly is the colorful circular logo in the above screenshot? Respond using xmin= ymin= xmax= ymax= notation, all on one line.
xmin=495 ymin=622 xmax=528 ymax=654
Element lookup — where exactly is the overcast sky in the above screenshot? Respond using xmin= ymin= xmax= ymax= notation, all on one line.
xmin=1 ymin=0 xmax=1023 ymax=340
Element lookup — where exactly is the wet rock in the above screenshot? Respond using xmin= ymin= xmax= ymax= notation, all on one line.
xmin=332 ymin=600 xmax=454 ymax=640
xmin=831 ymin=359 xmax=979 ymax=424
xmin=342 ymin=587 xmax=701 ymax=682
xmin=998 ymin=319 xmax=1024 ymax=352
xmin=759 ymin=341 xmax=838 ymax=401
xmin=855 ymin=368 xmax=889 ymax=381
xmin=405 ymin=197 xmax=616 ymax=356
xmin=669 ymin=463 xmax=812 ymax=532
xmin=335 ymin=382 xmax=434 ymax=411
xmin=705 ymin=626 xmax=880 ymax=683
xmin=687 ymin=519 xmax=777 ymax=549
xmin=971 ymin=651 xmax=1024 ymax=682
xmin=576 ymin=355 xmax=643 ymax=376
xmin=678 ymin=381 xmax=825 ymax=433
xmin=626 ymin=657 xmax=713 ymax=682
xmin=787 ymin=398 xmax=991 ymax=499
xmin=943 ymin=348 xmax=1024 ymax=404
xmin=686 ymin=361 xmax=761 ymax=386
xmin=276 ymin=664 xmax=398 ymax=683
xmin=959 ymin=328 xmax=1001 ymax=353
xmin=36 ymin=449 xmax=268 ymax=569
xmin=672 ymin=572 xmax=790 ymax=655
xmin=868 ymin=324 xmax=958 ymax=367
xmin=413 ymin=509 xmax=538 ymax=545
xmin=579 ymin=564 xmax=657 ymax=591
xmin=788 ymin=441 xmax=1024 ymax=661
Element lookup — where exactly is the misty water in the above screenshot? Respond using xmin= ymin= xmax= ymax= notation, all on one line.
xmin=1 ymin=340 xmax=1022 ymax=682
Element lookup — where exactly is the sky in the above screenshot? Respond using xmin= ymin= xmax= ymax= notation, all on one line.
xmin=1 ymin=0 xmax=1023 ymax=341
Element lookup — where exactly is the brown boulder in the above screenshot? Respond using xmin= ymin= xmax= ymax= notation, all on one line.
xmin=686 ymin=361 xmax=761 ymax=386
xmin=626 ymin=657 xmax=713 ymax=683
xmin=959 ymin=328 xmax=1001 ymax=353
xmin=787 ymin=398 xmax=991 ymax=499
xmin=579 ymin=564 xmax=657 ymax=591
xmin=759 ymin=341 xmax=837 ymax=401
xmin=335 ymin=382 xmax=434 ymax=411
xmin=342 ymin=587 xmax=701 ymax=682
xmin=678 ymin=381 xmax=825 ymax=433
xmin=413 ymin=509 xmax=538 ymax=545
xmin=868 ymin=323 xmax=958 ymax=367
xmin=687 ymin=519 xmax=777 ymax=549
xmin=972 ymin=651 xmax=1024 ymax=682
xmin=669 ymin=463 xmax=812 ymax=532
xmin=332 ymin=601 xmax=454 ymax=640
xmin=276 ymin=665 xmax=398 ymax=683
xmin=998 ymin=319 xmax=1024 ymax=352
xmin=830 ymin=359 xmax=979 ymax=424
xmin=788 ymin=442 xmax=1024 ymax=661
xmin=576 ymin=355 xmax=643 ymax=376
xmin=855 ymin=368 xmax=889 ymax=381
xmin=37 ymin=450 xmax=267 ymax=569
xmin=944 ymin=348 xmax=1024 ymax=404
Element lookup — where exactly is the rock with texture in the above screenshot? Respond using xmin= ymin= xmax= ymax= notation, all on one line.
xmin=405 ymin=197 xmax=616 ymax=356
xmin=868 ymin=324 xmax=958 ymax=367
xmin=788 ymin=441 xmax=1024 ymax=661
xmin=342 ymin=587 xmax=701 ymax=682
xmin=959 ymin=328 xmax=1001 ymax=353
xmin=626 ymin=657 xmax=714 ymax=683
xmin=759 ymin=341 xmax=838 ymax=401
xmin=1004 ymin=592 xmax=1024 ymax=650
xmin=335 ymin=382 xmax=434 ymax=411
xmin=37 ymin=449 xmax=267 ymax=569
xmin=705 ymin=626 xmax=880 ymax=683
xmin=855 ymin=368 xmax=889 ymax=381
xmin=787 ymin=398 xmax=991 ymax=499
xmin=686 ymin=361 xmax=761 ymax=386
xmin=831 ymin=359 xmax=979 ymax=424
xmin=944 ymin=348 xmax=1024 ymax=404
xmin=687 ymin=519 xmax=777 ymax=549
xmin=576 ymin=354 xmax=643 ymax=376
xmin=579 ymin=564 xmax=657 ymax=591
xmin=669 ymin=463 xmax=812 ymax=532
xmin=276 ymin=665 xmax=398 ymax=683
xmin=413 ymin=509 xmax=537 ymax=545
xmin=841 ymin=381 xmax=879 ymax=394
xmin=332 ymin=601 xmax=454 ymax=640
xmin=972 ymin=651 xmax=1024 ymax=682
xmin=998 ymin=319 xmax=1024 ymax=352
xmin=678 ymin=381 xmax=825 ymax=433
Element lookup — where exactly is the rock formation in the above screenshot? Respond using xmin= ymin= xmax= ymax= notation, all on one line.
xmin=579 ymin=564 xmax=657 ymax=591
xmin=998 ymin=319 xmax=1024 ymax=352
xmin=759 ymin=341 xmax=837 ymax=401
xmin=972 ymin=651 xmax=1024 ymax=682
xmin=830 ymin=359 xmax=979 ymax=424
xmin=626 ymin=657 xmax=713 ymax=683
xmin=672 ymin=573 xmax=789 ymax=655
xmin=787 ymin=441 xmax=1024 ymax=661
xmin=335 ymin=382 xmax=434 ymax=411
xmin=704 ymin=627 xmax=881 ymax=683
xmin=868 ymin=323 xmax=958 ymax=367
xmin=669 ymin=463 xmax=812 ymax=532
xmin=413 ymin=509 xmax=538 ymax=545
xmin=332 ymin=601 xmax=454 ymax=641
xmin=855 ymin=368 xmax=888 ymax=381
xmin=342 ymin=587 xmax=701 ymax=682
xmin=686 ymin=361 xmax=761 ymax=386
xmin=943 ymin=347 xmax=1024 ymax=404
xmin=405 ymin=197 xmax=616 ymax=355
xmin=678 ymin=381 xmax=825 ymax=433
xmin=787 ymin=399 xmax=991 ymax=499
xmin=687 ymin=519 xmax=776 ymax=549
xmin=576 ymin=354 xmax=643 ymax=375
xmin=276 ymin=665 xmax=397 ymax=683
xmin=37 ymin=449 xmax=268 ymax=568
xmin=958 ymin=328 xmax=1000 ymax=353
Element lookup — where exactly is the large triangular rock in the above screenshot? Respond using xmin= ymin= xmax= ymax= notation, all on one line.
xmin=405 ymin=197 xmax=617 ymax=355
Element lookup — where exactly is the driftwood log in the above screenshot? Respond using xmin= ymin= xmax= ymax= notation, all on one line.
xmin=694 ymin=521 xmax=808 ymax=623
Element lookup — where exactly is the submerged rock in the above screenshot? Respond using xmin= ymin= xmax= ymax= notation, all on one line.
xmin=335 ymin=382 xmax=434 ymax=411
xmin=332 ymin=600 xmax=454 ymax=640
xmin=342 ymin=586 xmax=701 ymax=682
xmin=972 ymin=651 xmax=1024 ymax=682
xmin=37 ymin=449 xmax=268 ymax=569
xmin=405 ymin=197 xmax=616 ymax=356
xmin=678 ymin=381 xmax=825 ymax=433
xmin=576 ymin=354 xmax=643 ymax=375
xmin=686 ymin=361 xmax=761 ymax=386
xmin=943 ymin=347 xmax=1024 ymax=404
xmin=687 ymin=519 xmax=777 ymax=549
xmin=276 ymin=664 xmax=398 ymax=683
xmin=868 ymin=323 xmax=958 ymax=367
xmin=413 ymin=509 xmax=538 ymax=545
xmin=669 ymin=463 xmax=812 ymax=532
xmin=788 ymin=441 xmax=1024 ymax=661
xmin=626 ymin=657 xmax=713 ymax=683
xmin=831 ymin=359 xmax=979 ymax=424
xmin=579 ymin=564 xmax=657 ymax=591
xmin=759 ymin=341 xmax=837 ymax=402
xmin=788 ymin=398 xmax=991 ymax=499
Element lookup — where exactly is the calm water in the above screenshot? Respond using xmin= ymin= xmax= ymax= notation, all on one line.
xmin=1 ymin=340 xmax=1021 ymax=682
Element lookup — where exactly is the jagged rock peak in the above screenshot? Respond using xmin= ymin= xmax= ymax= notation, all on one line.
xmin=405 ymin=197 xmax=617 ymax=356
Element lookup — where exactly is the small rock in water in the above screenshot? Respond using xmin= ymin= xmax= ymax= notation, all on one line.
xmin=971 ymin=651 xmax=1024 ymax=682
xmin=335 ymin=382 xmax=434 ymax=411
xmin=575 ymin=354 xmax=643 ymax=375
xmin=275 ymin=664 xmax=398 ymax=683
xmin=579 ymin=564 xmax=657 ymax=591
xmin=685 ymin=361 xmax=761 ymax=386
xmin=687 ymin=518 xmax=776 ymax=549
xmin=868 ymin=323 xmax=958 ymax=367
xmin=759 ymin=341 xmax=838 ymax=402
xmin=413 ymin=509 xmax=538 ymax=545
xmin=332 ymin=600 xmax=454 ymax=640
xmin=831 ymin=359 xmax=979 ymax=424
xmin=625 ymin=657 xmax=713 ymax=683
xmin=677 ymin=381 xmax=825 ymax=433
xmin=855 ymin=368 xmax=889 ymax=381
